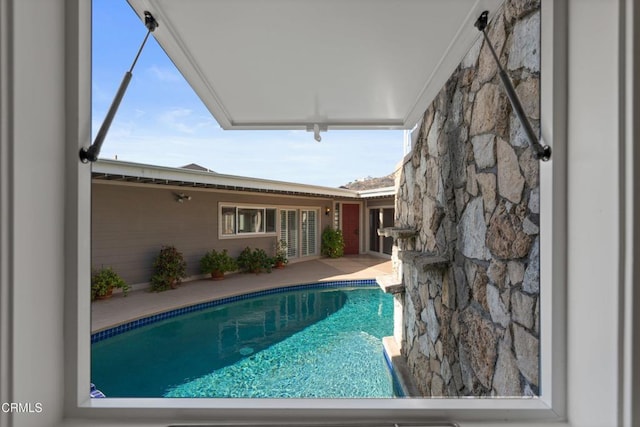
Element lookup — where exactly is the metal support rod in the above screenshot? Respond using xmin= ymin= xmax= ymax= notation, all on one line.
xmin=80 ymin=11 xmax=158 ymax=163
xmin=474 ymin=11 xmax=551 ymax=162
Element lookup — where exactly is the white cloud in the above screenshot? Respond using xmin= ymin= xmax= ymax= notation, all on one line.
xmin=95 ymin=121 xmax=404 ymax=187
xmin=158 ymin=108 xmax=216 ymax=134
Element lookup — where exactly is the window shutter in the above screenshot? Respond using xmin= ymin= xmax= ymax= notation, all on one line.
xmin=287 ymin=211 xmax=298 ymax=258
xmin=308 ymin=210 xmax=316 ymax=255
xmin=301 ymin=210 xmax=317 ymax=256
xmin=280 ymin=210 xmax=298 ymax=258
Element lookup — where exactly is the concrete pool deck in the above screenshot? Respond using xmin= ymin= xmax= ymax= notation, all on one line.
xmin=91 ymin=255 xmax=392 ymax=332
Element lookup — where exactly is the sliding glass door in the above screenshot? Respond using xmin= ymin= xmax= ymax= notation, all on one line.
xmin=280 ymin=209 xmax=318 ymax=259
xmin=369 ymin=207 xmax=394 ymax=256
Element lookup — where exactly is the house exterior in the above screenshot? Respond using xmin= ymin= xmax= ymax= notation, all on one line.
xmin=2 ymin=1 xmax=640 ymax=426
xmin=91 ymin=160 xmax=395 ymax=286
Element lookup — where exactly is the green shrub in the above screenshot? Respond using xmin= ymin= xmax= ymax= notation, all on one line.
xmin=273 ymin=239 xmax=289 ymax=266
xmin=91 ymin=266 xmax=129 ymax=300
xmin=237 ymin=247 xmax=273 ymax=274
xmin=150 ymin=245 xmax=187 ymax=291
xmin=200 ymin=249 xmax=237 ymax=278
xmin=321 ymin=227 xmax=345 ymax=258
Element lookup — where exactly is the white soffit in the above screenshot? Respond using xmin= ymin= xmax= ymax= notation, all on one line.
xmin=127 ymin=0 xmax=503 ymax=130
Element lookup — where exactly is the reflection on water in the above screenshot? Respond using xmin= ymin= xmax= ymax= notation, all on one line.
xmin=92 ymin=289 xmax=348 ymax=397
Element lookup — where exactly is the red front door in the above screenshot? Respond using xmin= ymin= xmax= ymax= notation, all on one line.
xmin=342 ymin=203 xmax=360 ymax=255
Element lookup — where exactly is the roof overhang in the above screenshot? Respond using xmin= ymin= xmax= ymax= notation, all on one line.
xmin=127 ymin=0 xmax=503 ymax=131
xmin=92 ymin=160 xmax=394 ymax=199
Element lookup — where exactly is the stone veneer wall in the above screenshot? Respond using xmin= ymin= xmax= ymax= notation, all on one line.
xmin=395 ymin=0 xmax=540 ymax=397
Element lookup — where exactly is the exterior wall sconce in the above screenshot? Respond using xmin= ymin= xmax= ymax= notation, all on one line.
xmin=175 ymin=193 xmax=192 ymax=203
xmin=325 ymin=207 xmax=331 ymax=216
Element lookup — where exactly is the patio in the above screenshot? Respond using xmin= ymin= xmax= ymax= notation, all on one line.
xmin=91 ymin=255 xmax=392 ymax=332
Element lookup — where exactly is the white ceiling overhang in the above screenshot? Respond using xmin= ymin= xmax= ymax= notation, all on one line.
xmin=127 ymin=0 xmax=503 ymax=131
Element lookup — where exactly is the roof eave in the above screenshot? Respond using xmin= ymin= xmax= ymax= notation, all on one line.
xmin=91 ymin=159 xmax=379 ymax=199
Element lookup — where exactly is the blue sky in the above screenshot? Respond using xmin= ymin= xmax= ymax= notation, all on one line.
xmin=92 ymin=0 xmax=405 ymax=187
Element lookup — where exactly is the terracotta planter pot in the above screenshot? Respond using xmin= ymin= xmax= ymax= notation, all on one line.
xmin=95 ymin=288 xmax=113 ymax=300
xmin=275 ymin=261 xmax=285 ymax=269
xmin=211 ymin=270 xmax=225 ymax=281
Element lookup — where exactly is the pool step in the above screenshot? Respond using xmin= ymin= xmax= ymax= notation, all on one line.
xmin=382 ymin=336 xmax=421 ymax=397
xmin=376 ymin=274 xmax=404 ymax=294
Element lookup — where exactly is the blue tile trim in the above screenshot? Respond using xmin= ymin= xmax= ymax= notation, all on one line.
xmin=382 ymin=347 xmax=406 ymax=398
xmin=91 ymin=279 xmax=377 ymax=344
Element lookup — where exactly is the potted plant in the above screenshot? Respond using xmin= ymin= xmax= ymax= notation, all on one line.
xmin=150 ymin=245 xmax=187 ymax=291
xmin=200 ymin=249 xmax=237 ymax=280
xmin=237 ymin=247 xmax=273 ymax=274
xmin=91 ymin=266 xmax=129 ymax=300
xmin=321 ymin=226 xmax=345 ymax=258
xmin=273 ymin=239 xmax=288 ymax=269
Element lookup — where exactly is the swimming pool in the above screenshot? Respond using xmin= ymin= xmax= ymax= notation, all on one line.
xmin=91 ymin=282 xmax=398 ymax=398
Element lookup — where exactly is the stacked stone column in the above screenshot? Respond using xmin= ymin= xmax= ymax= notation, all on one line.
xmin=395 ymin=0 xmax=540 ymax=397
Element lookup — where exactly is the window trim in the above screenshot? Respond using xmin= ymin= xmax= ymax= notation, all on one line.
xmin=218 ymin=203 xmax=278 ymax=239
xmin=64 ymin=0 xmax=574 ymax=424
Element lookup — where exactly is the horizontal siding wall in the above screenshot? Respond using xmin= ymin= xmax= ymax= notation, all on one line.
xmin=365 ymin=199 xmax=395 ymax=208
xmin=92 ymin=182 xmax=335 ymax=285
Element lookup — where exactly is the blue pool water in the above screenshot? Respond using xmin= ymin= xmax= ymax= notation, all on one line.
xmin=91 ymin=285 xmax=396 ymax=398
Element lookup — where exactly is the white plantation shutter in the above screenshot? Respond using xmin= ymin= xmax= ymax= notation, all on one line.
xmin=280 ymin=210 xmax=298 ymax=258
xmin=288 ymin=211 xmax=298 ymax=257
xmin=301 ymin=211 xmax=309 ymax=256
xmin=301 ymin=210 xmax=317 ymax=256
xmin=280 ymin=211 xmax=286 ymax=241
xmin=308 ymin=210 xmax=317 ymax=255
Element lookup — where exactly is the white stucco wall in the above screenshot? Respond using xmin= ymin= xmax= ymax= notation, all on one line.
xmin=2 ymin=1 xmax=71 ymax=426
xmin=565 ymin=1 xmax=625 ymax=425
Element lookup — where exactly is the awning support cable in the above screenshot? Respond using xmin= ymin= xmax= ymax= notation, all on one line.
xmin=474 ymin=11 xmax=551 ymax=162
xmin=79 ymin=11 xmax=159 ymax=163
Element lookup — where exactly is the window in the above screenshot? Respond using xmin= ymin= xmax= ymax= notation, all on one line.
xmin=221 ymin=206 xmax=235 ymax=235
xmin=265 ymin=208 xmax=276 ymax=233
xmin=237 ymin=208 xmax=263 ymax=233
xmin=220 ymin=205 xmax=277 ymax=237
xmin=54 ymin=0 xmax=590 ymax=424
